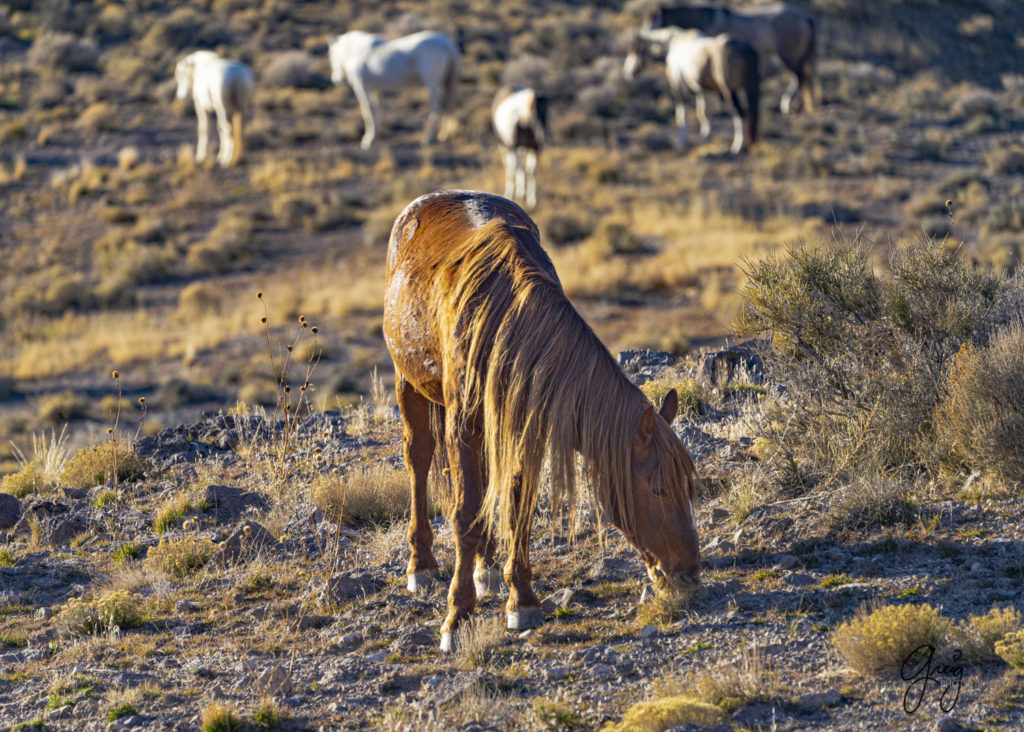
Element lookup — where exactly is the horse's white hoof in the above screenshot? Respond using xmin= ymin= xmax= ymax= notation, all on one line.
xmin=473 ymin=568 xmax=503 ymax=596
xmin=360 ymin=137 xmax=373 ymax=150
xmin=407 ymin=570 xmax=438 ymax=593
xmin=439 ymin=631 xmax=454 ymax=653
xmin=507 ymin=606 xmax=545 ymax=631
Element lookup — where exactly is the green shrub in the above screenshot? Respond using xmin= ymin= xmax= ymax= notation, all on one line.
xmin=56 ymin=590 xmax=144 ymax=636
xmin=933 ymin=325 xmax=1024 ymax=481
xmin=1 ymin=463 xmax=45 ymax=498
xmin=737 ymin=235 xmax=1005 ymax=480
xmin=995 ymin=630 xmax=1024 ymax=668
xmin=60 ymin=441 xmax=146 ymax=489
xmin=964 ymin=607 xmax=1023 ymax=662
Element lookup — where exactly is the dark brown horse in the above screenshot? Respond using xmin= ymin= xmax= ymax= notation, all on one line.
xmin=383 ymin=190 xmax=701 ymax=651
xmin=648 ymin=3 xmax=818 ymax=114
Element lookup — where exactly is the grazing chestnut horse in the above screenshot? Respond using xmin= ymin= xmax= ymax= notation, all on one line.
xmin=383 ymin=190 xmax=701 ymax=651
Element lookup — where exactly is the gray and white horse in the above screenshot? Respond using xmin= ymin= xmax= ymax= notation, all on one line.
xmin=328 ymin=30 xmax=460 ymax=149
xmin=646 ymin=3 xmax=817 ymax=114
xmin=625 ymin=28 xmax=759 ymax=153
xmin=175 ymin=51 xmax=254 ymax=166
xmin=492 ymin=87 xmax=548 ymax=209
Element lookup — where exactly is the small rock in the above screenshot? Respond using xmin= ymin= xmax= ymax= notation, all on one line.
xmin=543 ymin=588 xmax=576 ymax=611
xmin=337 ymin=632 xmax=362 ymax=649
xmin=936 ymin=715 xmax=963 ymax=732
xmin=542 ymin=667 xmax=568 ymax=681
xmin=731 ymin=703 xmax=776 ymax=726
xmin=776 ymin=554 xmax=800 ymax=570
xmin=0 ymin=493 xmax=21 ymax=530
xmin=298 ymin=614 xmax=333 ymax=631
xmin=175 ymin=600 xmax=199 ymax=614
xmin=796 ymin=688 xmax=842 ymax=711
xmin=710 ymin=508 xmax=730 ymax=525
xmin=784 ymin=572 xmax=816 ymax=587
xmin=615 ymin=659 xmax=636 ymax=675
xmin=640 ymin=625 xmax=659 ymax=640
xmin=35 ymin=606 xmax=53 ymax=621
xmin=590 ymin=663 xmax=615 ymax=680
xmin=422 ymin=675 xmax=443 ymax=689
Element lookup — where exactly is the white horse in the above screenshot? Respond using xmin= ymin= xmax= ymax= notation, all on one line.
xmin=625 ymin=28 xmax=759 ymax=154
xmin=492 ymin=87 xmax=548 ymax=209
xmin=175 ymin=51 xmax=254 ymax=167
xmin=328 ymin=30 xmax=460 ymax=150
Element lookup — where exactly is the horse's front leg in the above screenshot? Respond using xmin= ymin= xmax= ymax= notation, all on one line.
xmin=195 ymin=109 xmax=209 ymax=163
xmin=695 ymin=92 xmax=711 ymax=138
xmin=397 ymin=378 xmax=439 ymax=592
xmin=504 ymin=473 xmax=544 ymax=631
xmin=439 ymin=413 xmax=485 ymax=652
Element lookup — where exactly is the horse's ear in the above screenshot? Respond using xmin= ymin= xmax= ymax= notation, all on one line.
xmin=660 ymin=389 xmax=679 ymax=425
xmin=636 ymin=405 xmax=656 ymax=448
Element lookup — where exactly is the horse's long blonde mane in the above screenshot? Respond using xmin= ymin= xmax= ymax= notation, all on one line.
xmin=435 ymin=216 xmax=690 ymax=555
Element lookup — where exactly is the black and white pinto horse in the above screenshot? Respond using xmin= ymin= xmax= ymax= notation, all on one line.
xmin=492 ymin=87 xmax=548 ymax=209
xmin=647 ymin=3 xmax=818 ymax=114
xmin=625 ymin=28 xmax=759 ymax=153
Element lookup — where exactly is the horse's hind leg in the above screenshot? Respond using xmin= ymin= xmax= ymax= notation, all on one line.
xmin=195 ymin=109 xmax=209 ymax=163
xmin=215 ymin=107 xmax=233 ymax=167
xmin=781 ymin=71 xmax=804 ymax=115
xmin=695 ymin=92 xmax=711 ymax=138
xmin=424 ymin=84 xmax=440 ymax=146
xmin=439 ymin=410 xmax=486 ymax=652
xmin=353 ymin=83 xmax=377 ymax=150
xmin=397 ymin=378 xmax=440 ymax=592
xmin=504 ymin=473 xmax=544 ymax=632
xmin=728 ymin=91 xmax=746 ymax=154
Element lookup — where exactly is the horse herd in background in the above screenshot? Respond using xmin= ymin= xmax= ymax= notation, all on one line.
xmin=174 ymin=2 xmax=819 ymax=201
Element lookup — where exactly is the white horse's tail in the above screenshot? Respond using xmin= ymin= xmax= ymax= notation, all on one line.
xmin=438 ymin=53 xmax=460 ymax=140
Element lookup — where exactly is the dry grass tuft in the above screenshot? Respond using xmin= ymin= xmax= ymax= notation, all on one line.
xmin=56 ymin=590 xmax=145 ymax=636
xmin=933 ymin=323 xmax=1024 ymax=482
xmin=143 ymin=535 xmax=215 ymax=580
xmin=60 ymin=440 xmax=146 ymax=489
xmin=995 ymin=630 xmax=1024 ymax=669
xmin=963 ymin=607 xmax=1023 ymax=662
xmin=831 ymin=602 xmax=955 ymax=676
xmin=335 ymin=463 xmax=412 ymax=526
xmin=200 ymin=700 xmax=242 ymax=732
xmin=605 ymin=695 xmax=727 ymax=732
xmin=454 ymin=612 xmax=505 ymax=668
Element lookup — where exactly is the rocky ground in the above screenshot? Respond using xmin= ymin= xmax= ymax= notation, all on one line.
xmin=1 ymin=351 xmax=1022 ymax=732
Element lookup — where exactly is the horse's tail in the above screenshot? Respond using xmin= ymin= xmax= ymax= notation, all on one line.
xmin=229 ymin=72 xmax=252 ymax=165
xmin=743 ymin=44 xmax=759 ymax=145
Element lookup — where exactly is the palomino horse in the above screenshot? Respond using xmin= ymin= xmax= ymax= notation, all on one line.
xmin=175 ymin=51 xmax=253 ymax=167
xmin=625 ymin=28 xmax=759 ymax=153
xmin=383 ymin=190 xmax=701 ymax=651
xmin=328 ymin=30 xmax=460 ymax=150
xmin=647 ymin=3 xmax=818 ymax=114
xmin=492 ymin=86 xmax=548 ymax=209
